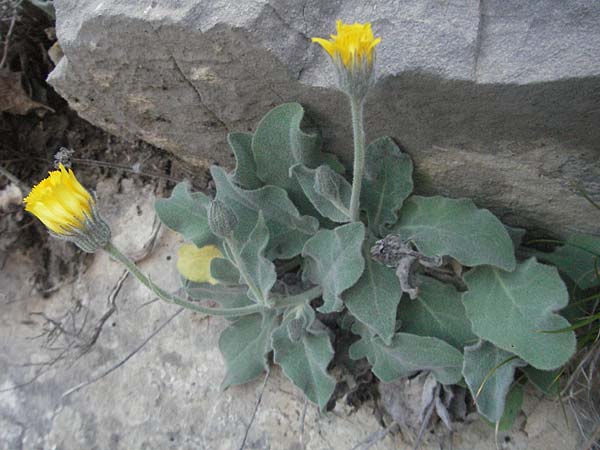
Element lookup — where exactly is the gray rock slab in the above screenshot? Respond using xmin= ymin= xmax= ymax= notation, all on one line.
xmin=48 ymin=0 xmax=600 ymax=237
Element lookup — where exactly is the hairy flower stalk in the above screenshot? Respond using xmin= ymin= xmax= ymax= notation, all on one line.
xmin=25 ymin=166 xmax=321 ymax=316
xmin=312 ymin=21 xmax=381 ymax=221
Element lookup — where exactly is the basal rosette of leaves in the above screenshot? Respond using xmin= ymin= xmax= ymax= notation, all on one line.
xmin=23 ymin=20 xmax=598 ymax=433
xmin=153 ymin=96 xmax=589 ymax=427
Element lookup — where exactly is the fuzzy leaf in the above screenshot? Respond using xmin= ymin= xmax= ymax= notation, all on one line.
xmin=252 ymin=102 xmax=342 ymax=213
xmin=229 ymin=132 xmax=262 ymax=189
xmin=361 ymin=137 xmax=413 ymax=235
xmin=522 ymin=366 xmax=560 ymax=397
xmin=230 ymin=213 xmax=277 ymax=304
xmin=462 ymin=341 xmax=525 ymax=423
xmin=349 ymin=330 xmax=463 ymax=385
xmin=343 ymin=246 xmax=401 ymax=344
xmin=392 ymin=196 xmax=516 ymax=271
xmin=212 ymin=166 xmax=318 ymax=259
xmin=400 ymin=276 xmax=477 ymax=349
xmin=155 ymin=182 xmax=218 ymax=247
xmin=302 ymin=222 xmax=365 ymax=313
xmin=272 ymin=321 xmax=336 ymax=410
xmin=463 ymin=258 xmax=576 ymax=370
xmin=536 ymin=233 xmax=600 ymax=289
xmin=219 ymin=311 xmax=279 ymax=389
xmin=210 ymin=257 xmax=240 ymax=285
xmin=291 ymin=164 xmax=352 ymax=223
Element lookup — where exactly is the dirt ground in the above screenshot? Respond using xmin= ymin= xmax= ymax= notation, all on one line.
xmin=0 ymin=4 xmax=596 ymax=450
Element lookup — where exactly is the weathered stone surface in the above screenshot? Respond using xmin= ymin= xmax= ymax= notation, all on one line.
xmin=48 ymin=0 xmax=600 ymax=237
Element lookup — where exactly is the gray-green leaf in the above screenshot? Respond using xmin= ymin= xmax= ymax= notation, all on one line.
xmin=349 ymin=331 xmax=463 ymax=385
xmin=228 ymin=212 xmax=276 ymax=305
xmin=183 ymin=281 xmax=253 ymax=310
xmin=400 ymin=276 xmax=477 ymax=349
xmin=392 ymin=196 xmax=516 ymax=271
xmin=210 ymin=257 xmax=240 ymax=285
xmin=154 ymin=182 xmax=218 ymax=248
xmin=212 ymin=166 xmax=318 ymax=259
xmin=344 ymin=247 xmax=401 ymax=344
xmin=361 ymin=137 xmax=413 ymax=235
xmin=272 ymin=321 xmax=336 ymax=410
xmin=463 ymin=258 xmax=576 ymax=370
xmin=219 ymin=311 xmax=279 ymax=389
xmin=462 ymin=341 xmax=525 ymax=423
xmin=229 ymin=132 xmax=262 ymax=189
xmin=536 ymin=233 xmax=600 ymax=289
xmin=291 ymin=164 xmax=352 ymax=223
xmin=302 ymin=222 xmax=366 ymax=313
xmin=252 ymin=103 xmax=342 ymax=213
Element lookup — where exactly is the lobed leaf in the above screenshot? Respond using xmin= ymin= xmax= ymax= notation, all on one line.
xmin=219 ymin=311 xmax=279 ymax=389
xmin=360 ymin=137 xmax=413 ymax=236
xmin=212 ymin=166 xmax=318 ymax=259
xmin=302 ymin=222 xmax=366 ymax=313
xmin=463 ymin=258 xmax=576 ymax=370
xmin=272 ymin=320 xmax=336 ymax=410
xmin=291 ymin=164 xmax=352 ymax=223
xmin=252 ymin=102 xmax=343 ymax=214
xmin=229 ymin=132 xmax=263 ymax=190
xmin=462 ymin=341 xmax=525 ymax=423
xmin=392 ymin=196 xmax=516 ymax=271
xmin=349 ymin=329 xmax=464 ymax=385
xmin=343 ymin=245 xmax=401 ymax=344
xmin=400 ymin=276 xmax=477 ymax=349
xmin=154 ymin=182 xmax=218 ymax=248
xmin=536 ymin=233 xmax=600 ymax=289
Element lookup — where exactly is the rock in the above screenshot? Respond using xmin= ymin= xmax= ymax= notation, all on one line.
xmin=47 ymin=0 xmax=600 ymax=237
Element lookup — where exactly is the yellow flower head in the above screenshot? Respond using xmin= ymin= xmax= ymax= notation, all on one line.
xmin=24 ymin=164 xmax=94 ymax=234
xmin=177 ymin=244 xmax=223 ymax=284
xmin=312 ymin=20 xmax=381 ymax=70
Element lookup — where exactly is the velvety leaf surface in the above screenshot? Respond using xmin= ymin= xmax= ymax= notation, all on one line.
xmin=272 ymin=321 xmax=336 ymax=410
xmin=219 ymin=311 xmax=279 ymax=389
xmin=251 ymin=102 xmax=342 ymax=213
xmin=361 ymin=137 xmax=413 ymax=235
xmin=212 ymin=166 xmax=318 ymax=259
xmin=462 ymin=341 xmax=525 ymax=423
xmin=392 ymin=196 xmax=516 ymax=271
xmin=463 ymin=258 xmax=576 ymax=370
xmin=536 ymin=233 xmax=600 ymax=289
xmin=210 ymin=257 xmax=240 ymax=285
xmin=154 ymin=182 xmax=218 ymax=248
xmin=229 ymin=132 xmax=262 ymax=189
xmin=400 ymin=276 xmax=477 ymax=349
xmin=291 ymin=164 xmax=352 ymax=223
xmin=344 ymin=247 xmax=401 ymax=344
xmin=349 ymin=329 xmax=463 ymax=385
xmin=302 ymin=222 xmax=365 ymax=313
xmin=183 ymin=281 xmax=253 ymax=310
xmin=232 ymin=213 xmax=276 ymax=304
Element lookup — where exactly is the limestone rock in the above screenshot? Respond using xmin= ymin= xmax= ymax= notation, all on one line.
xmin=47 ymin=0 xmax=600 ymax=237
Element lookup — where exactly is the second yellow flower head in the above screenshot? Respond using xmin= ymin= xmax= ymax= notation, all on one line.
xmin=312 ymin=20 xmax=381 ymax=70
xmin=24 ymin=164 xmax=94 ymax=234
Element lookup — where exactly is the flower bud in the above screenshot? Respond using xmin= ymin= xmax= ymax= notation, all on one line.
xmin=208 ymin=200 xmax=238 ymax=238
xmin=314 ymin=165 xmax=340 ymax=199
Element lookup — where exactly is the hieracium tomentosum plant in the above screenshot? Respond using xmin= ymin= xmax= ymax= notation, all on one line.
xmin=25 ymin=20 xmax=598 ymax=431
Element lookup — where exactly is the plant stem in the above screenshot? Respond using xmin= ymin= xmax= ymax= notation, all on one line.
xmin=103 ymin=242 xmax=322 ymax=316
xmin=348 ymin=96 xmax=365 ymax=222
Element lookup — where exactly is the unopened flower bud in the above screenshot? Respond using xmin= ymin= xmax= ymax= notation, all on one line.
xmin=208 ymin=200 xmax=238 ymax=238
xmin=314 ymin=165 xmax=340 ymax=199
